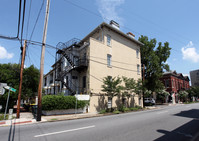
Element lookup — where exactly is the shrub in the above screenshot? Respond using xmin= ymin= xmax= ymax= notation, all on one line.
xmin=42 ymin=95 xmax=86 ymax=111
xmin=118 ymin=105 xmax=125 ymax=112
xmin=129 ymin=107 xmax=138 ymax=111
xmin=0 ymin=114 xmax=8 ymax=120
xmin=99 ymin=109 xmax=106 ymax=114
xmin=135 ymin=105 xmax=142 ymax=109
xmin=119 ymin=106 xmax=130 ymax=112
xmin=113 ymin=110 xmax=120 ymax=114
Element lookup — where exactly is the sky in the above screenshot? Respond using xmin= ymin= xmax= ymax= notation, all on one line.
xmin=0 ymin=0 xmax=199 ymax=82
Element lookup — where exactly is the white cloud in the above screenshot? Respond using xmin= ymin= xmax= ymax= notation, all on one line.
xmin=181 ymin=41 xmax=199 ymax=63
xmin=96 ymin=0 xmax=125 ymax=25
xmin=0 ymin=46 xmax=14 ymax=59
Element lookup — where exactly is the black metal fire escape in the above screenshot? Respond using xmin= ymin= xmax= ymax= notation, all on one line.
xmin=55 ymin=38 xmax=88 ymax=95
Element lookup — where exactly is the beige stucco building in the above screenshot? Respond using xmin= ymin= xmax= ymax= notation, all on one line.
xmin=44 ymin=21 xmax=144 ymax=113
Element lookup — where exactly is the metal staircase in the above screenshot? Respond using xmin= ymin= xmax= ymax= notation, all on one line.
xmin=55 ymin=38 xmax=85 ymax=95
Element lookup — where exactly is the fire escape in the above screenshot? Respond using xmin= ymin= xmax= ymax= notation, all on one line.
xmin=55 ymin=38 xmax=88 ymax=95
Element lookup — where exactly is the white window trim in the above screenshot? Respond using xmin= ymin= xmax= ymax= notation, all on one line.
xmin=107 ymin=54 xmax=112 ymax=67
xmin=107 ymin=34 xmax=111 ymax=47
xmin=137 ymin=64 xmax=140 ymax=75
xmin=136 ymin=49 xmax=139 ymax=59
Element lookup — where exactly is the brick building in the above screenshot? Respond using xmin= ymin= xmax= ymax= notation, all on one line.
xmin=160 ymin=71 xmax=190 ymax=103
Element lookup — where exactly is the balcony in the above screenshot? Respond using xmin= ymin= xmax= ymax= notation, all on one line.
xmin=76 ymin=59 xmax=88 ymax=67
xmin=74 ymin=59 xmax=88 ymax=71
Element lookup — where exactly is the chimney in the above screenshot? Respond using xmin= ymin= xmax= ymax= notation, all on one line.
xmin=110 ymin=20 xmax=120 ymax=30
xmin=127 ymin=32 xmax=135 ymax=38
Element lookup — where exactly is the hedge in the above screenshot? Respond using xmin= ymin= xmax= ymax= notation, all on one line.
xmin=42 ymin=95 xmax=86 ymax=111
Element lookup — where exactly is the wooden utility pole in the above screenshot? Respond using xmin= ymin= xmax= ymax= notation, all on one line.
xmin=37 ymin=0 xmax=50 ymax=121
xmin=17 ymin=40 xmax=27 ymax=118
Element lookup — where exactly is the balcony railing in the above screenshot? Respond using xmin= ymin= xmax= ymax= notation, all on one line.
xmin=75 ymin=59 xmax=88 ymax=67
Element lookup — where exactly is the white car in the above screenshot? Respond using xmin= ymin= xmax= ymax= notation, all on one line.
xmin=144 ymin=98 xmax=156 ymax=105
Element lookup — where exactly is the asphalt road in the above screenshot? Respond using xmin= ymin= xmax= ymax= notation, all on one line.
xmin=1 ymin=103 xmax=199 ymax=141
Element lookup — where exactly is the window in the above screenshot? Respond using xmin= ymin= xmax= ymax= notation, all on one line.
xmin=136 ymin=49 xmax=139 ymax=58
xmin=172 ymin=80 xmax=174 ymax=88
xmin=107 ymin=54 xmax=112 ymax=67
xmin=165 ymin=80 xmax=169 ymax=88
xmin=137 ymin=64 xmax=140 ymax=75
xmin=83 ymin=76 xmax=86 ymax=88
xmin=107 ymin=35 xmax=111 ymax=46
xmin=44 ymin=78 xmax=47 ymax=86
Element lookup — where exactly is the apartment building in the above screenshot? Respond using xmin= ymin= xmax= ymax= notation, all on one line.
xmin=190 ymin=69 xmax=199 ymax=87
xmin=44 ymin=21 xmax=143 ymax=113
xmin=160 ymin=71 xmax=190 ymax=103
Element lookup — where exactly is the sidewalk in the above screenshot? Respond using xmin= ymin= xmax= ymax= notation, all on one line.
xmin=0 ymin=112 xmax=101 ymax=127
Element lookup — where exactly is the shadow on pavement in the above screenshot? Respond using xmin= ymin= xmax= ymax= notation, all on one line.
xmin=8 ymin=119 xmax=16 ymax=141
xmin=154 ymin=109 xmax=199 ymax=141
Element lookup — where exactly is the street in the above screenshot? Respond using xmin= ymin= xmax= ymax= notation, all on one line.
xmin=0 ymin=103 xmax=199 ymax=141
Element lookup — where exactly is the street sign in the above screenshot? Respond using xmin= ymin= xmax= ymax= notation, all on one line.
xmin=0 ymin=88 xmax=5 ymax=95
xmin=4 ymin=86 xmax=10 ymax=90
xmin=4 ymin=86 xmax=16 ymax=93
xmin=10 ymin=88 xmax=16 ymax=93
xmin=0 ymin=83 xmax=7 ymax=95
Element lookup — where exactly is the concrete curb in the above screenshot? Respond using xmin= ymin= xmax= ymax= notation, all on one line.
xmin=0 ymin=104 xmax=180 ymax=127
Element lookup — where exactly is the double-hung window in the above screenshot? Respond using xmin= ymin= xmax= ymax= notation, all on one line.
xmin=137 ymin=64 xmax=140 ymax=75
xmin=107 ymin=54 xmax=112 ymax=67
xmin=107 ymin=35 xmax=111 ymax=46
xmin=136 ymin=49 xmax=139 ymax=59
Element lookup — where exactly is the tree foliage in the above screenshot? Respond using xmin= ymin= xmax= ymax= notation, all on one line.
xmin=122 ymin=77 xmax=136 ymax=98
xmin=0 ymin=63 xmax=39 ymax=110
xmin=101 ymin=76 xmax=122 ymax=109
xmin=138 ymin=35 xmax=171 ymax=92
xmin=178 ymin=90 xmax=189 ymax=102
xmin=102 ymin=76 xmax=122 ymax=98
xmin=156 ymin=89 xmax=170 ymax=103
xmin=186 ymin=86 xmax=199 ymax=99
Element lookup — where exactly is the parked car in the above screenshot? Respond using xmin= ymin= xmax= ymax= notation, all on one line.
xmin=144 ymin=98 xmax=156 ymax=106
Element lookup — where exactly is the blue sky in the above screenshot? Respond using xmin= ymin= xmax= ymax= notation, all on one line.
xmin=0 ymin=0 xmax=199 ymax=80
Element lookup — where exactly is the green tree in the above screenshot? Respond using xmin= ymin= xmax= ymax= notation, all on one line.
xmin=178 ymin=90 xmax=188 ymax=102
xmin=22 ymin=65 xmax=40 ymax=99
xmin=156 ymin=89 xmax=170 ymax=103
xmin=102 ymin=76 xmax=122 ymax=110
xmin=121 ymin=77 xmax=136 ymax=107
xmin=186 ymin=86 xmax=199 ymax=101
xmin=133 ymin=79 xmax=145 ymax=106
xmin=0 ymin=63 xmax=39 ymax=111
xmin=138 ymin=36 xmax=171 ymax=92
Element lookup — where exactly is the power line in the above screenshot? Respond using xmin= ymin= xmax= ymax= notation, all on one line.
xmin=17 ymin=0 xmax=22 ymax=38
xmin=90 ymin=56 xmax=139 ymax=66
xmin=28 ymin=0 xmax=45 ymax=44
xmin=25 ymin=0 xmax=32 ymax=39
xmin=20 ymin=0 xmax=26 ymax=47
xmin=46 ymin=49 xmax=55 ymax=58
xmin=90 ymin=59 xmax=138 ymax=72
xmin=63 ymin=0 xmax=142 ymax=36
xmin=26 ymin=39 xmax=57 ymax=49
xmin=63 ymin=0 xmax=194 ymax=49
